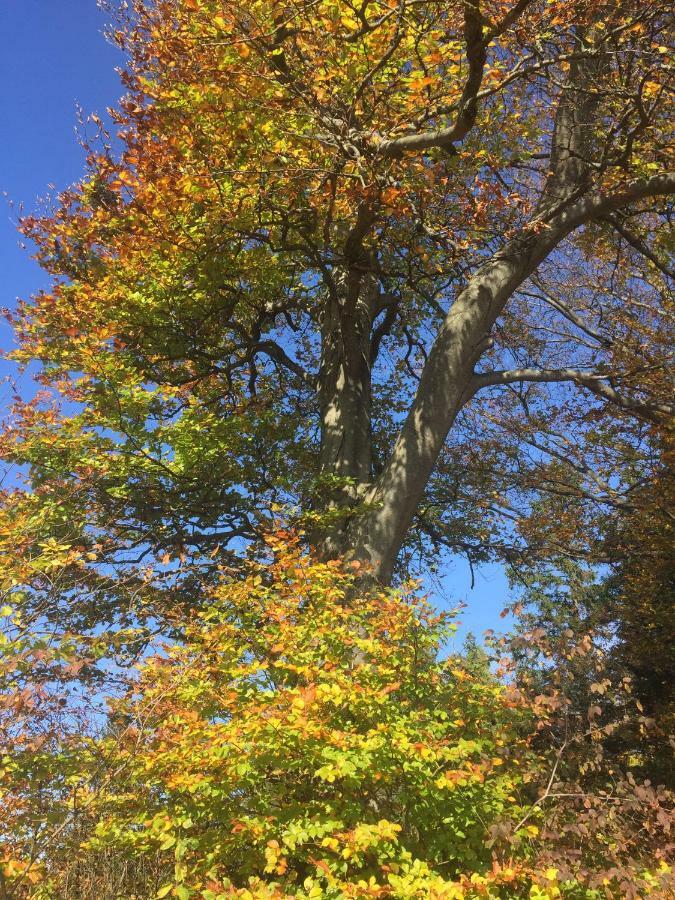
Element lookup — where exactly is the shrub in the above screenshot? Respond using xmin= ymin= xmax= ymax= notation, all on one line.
xmin=2 ymin=536 xmax=672 ymax=897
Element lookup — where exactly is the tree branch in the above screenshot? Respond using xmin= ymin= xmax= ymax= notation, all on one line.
xmin=470 ymin=367 xmax=674 ymax=422
xmin=377 ymin=1 xmax=487 ymax=158
xmin=347 ymin=172 xmax=675 ymax=580
xmin=604 ymin=215 xmax=675 ymax=279
xmin=252 ymin=340 xmax=316 ymax=387
xmin=523 ymin=277 xmax=612 ymax=348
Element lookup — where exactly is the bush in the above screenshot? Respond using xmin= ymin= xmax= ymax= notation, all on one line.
xmin=2 ymin=536 xmax=672 ymax=897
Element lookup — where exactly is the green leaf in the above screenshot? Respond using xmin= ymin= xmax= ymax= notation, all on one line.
xmin=159 ymin=833 xmax=176 ymax=851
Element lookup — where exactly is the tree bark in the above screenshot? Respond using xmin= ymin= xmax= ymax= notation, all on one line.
xmin=315 ymin=267 xmax=377 ymax=559
xmin=346 ymin=240 xmax=536 ymax=583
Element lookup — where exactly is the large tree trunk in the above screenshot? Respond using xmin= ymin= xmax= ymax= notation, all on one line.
xmin=315 ymin=267 xmax=377 ymax=559
xmin=345 ymin=244 xmax=537 ymax=583
xmin=307 ymin=26 xmax=672 ymax=583
xmin=340 ymin=34 xmax=672 ymax=585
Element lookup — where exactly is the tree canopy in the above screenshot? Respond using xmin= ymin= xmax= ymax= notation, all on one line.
xmin=3 ymin=0 xmax=673 ymax=611
xmin=3 ymin=539 xmax=673 ymax=896
xmin=1 ymin=1 xmax=673 ymax=896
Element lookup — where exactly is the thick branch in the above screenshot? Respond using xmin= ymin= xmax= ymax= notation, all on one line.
xmin=370 ymin=295 xmax=399 ymax=363
xmin=470 ymin=367 xmax=674 ymax=422
xmin=252 ymin=340 xmax=317 ymax=387
xmin=542 ymin=31 xmax=606 ymax=204
xmin=486 ymin=0 xmax=535 ymax=39
xmin=377 ymin=1 xmax=487 ymax=158
xmin=346 ymin=172 xmax=675 ymax=582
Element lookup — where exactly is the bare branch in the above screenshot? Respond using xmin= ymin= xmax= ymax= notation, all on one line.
xmin=470 ymin=367 xmax=674 ymax=422
xmin=604 ymin=215 xmax=675 ymax=279
xmin=524 ymin=277 xmax=613 ymax=348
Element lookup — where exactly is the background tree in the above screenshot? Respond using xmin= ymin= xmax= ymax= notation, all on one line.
xmin=506 ymin=420 xmax=674 ymax=785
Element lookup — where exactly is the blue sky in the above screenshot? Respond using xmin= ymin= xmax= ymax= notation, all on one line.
xmin=0 ymin=1 xmax=122 ymax=310
xmin=0 ymin=0 xmax=514 ymax=646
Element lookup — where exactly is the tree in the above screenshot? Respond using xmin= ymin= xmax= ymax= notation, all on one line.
xmin=2 ymin=0 xmax=672 ymax=640
xmin=460 ymin=632 xmax=491 ymax=679
xmin=2 ymin=4 xmax=674 ymax=894
xmin=506 ymin=421 xmax=675 ymax=783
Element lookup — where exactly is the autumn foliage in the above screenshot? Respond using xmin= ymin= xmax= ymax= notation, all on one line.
xmin=1 ymin=0 xmax=674 ymax=896
xmin=1 ymin=537 xmax=672 ymax=897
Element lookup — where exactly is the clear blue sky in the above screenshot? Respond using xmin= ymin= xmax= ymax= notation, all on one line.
xmin=0 ymin=1 xmax=122 ymax=313
xmin=0 ymin=0 xmax=513 ymax=645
